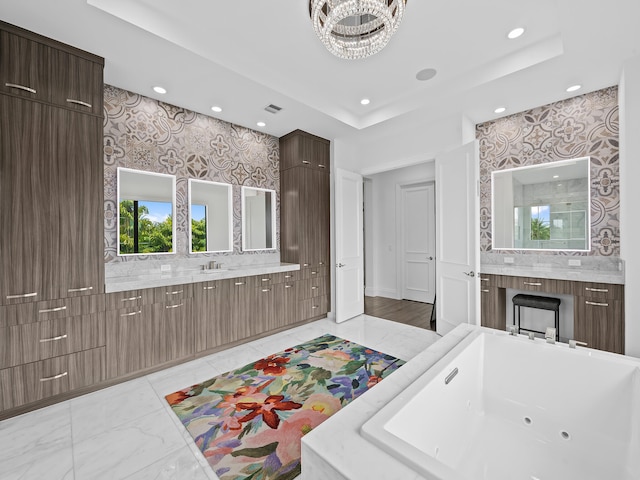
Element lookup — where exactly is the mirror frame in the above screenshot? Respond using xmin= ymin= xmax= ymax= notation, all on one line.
xmin=117 ymin=167 xmax=177 ymax=256
xmin=241 ymin=186 xmax=277 ymax=252
xmin=491 ymin=157 xmax=591 ymax=252
xmin=188 ymin=179 xmax=233 ymax=254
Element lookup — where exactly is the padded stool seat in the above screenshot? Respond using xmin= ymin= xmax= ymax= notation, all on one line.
xmin=512 ymin=294 xmax=561 ymax=340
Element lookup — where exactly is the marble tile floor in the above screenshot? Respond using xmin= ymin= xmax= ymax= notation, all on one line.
xmin=0 ymin=315 xmax=441 ymax=480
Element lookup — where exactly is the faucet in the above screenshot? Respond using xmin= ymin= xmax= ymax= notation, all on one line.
xmin=507 ymin=325 xmax=518 ymax=336
xmin=545 ymin=327 xmax=556 ymax=344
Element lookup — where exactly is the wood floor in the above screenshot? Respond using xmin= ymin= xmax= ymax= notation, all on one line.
xmin=364 ymin=296 xmax=434 ymax=330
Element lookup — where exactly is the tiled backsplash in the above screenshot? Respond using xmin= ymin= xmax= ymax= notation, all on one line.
xmin=102 ymin=85 xmax=280 ymax=270
xmin=476 ymin=86 xmax=620 ymax=256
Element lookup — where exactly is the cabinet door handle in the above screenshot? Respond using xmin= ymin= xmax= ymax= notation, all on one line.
xmin=523 ymin=282 xmax=542 ymax=286
xmin=40 ymin=334 xmax=68 ymax=343
xmin=302 ymin=160 xmax=310 ymax=165
xmin=585 ymin=287 xmax=608 ymax=293
xmin=285 ymin=275 xmax=293 ymax=279
xmin=261 ymin=278 xmax=271 ymax=282
xmin=203 ymin=286 xmax=217 ymax=290
xmin=262 ymin=288 xmax=271 ymax=292
xmin=66 ymin=98 xmax=92 ymax=108
xmin=121 ymin=296 xmax=142 ymax=302
xmin=166 ymin=290 xmax=183 ymax=295
xmin=481 ymin=289 xmax=490 ymax=293
xmin=120 ymin=310 xmax=142 ymax=317
xmin=312 ymin=305 xmax=319 ymax=309
xmin=165 ymin=303 xmax=184 ymax=309
xmin=480 ymin=278 xmax=489 ymax=282
xmin=285 ymin=285 xmax=293 ymax=289
xmin=5 ymin=82 xmax=36 ymax=94
xmin=311 ymin=286 xmax=319 ymax=290
xmin=318 ymin=262 xmax=325 ymax=266
xmin=40 ymin=371 xmax=68 ymax=382
xmin=303 ymin=263 xmax=310 ymax=267
xmin=6 ymin=292 xmax=37 ymax=300
xmin=318 ymin=164 xmax=326 ymax=168
xmin=68 ymin=286 xmax=93 ymax=293
xmin=311 ymin=271 xmax=318 ymax=275
xmin=39 ymin=306 xmax=67 ymax=314
xmin=585 ymin=301 xmax=609 ymax=307
xmin=235 ymin=282 xmax=246 ymax=286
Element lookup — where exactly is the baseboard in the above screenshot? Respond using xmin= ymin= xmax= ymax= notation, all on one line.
xmin=365 ymin=287 xmax=399 ymax=299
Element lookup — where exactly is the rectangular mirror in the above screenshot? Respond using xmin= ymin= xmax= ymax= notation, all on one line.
xmin=492 ymin=157 xmax=590 ymax=251
xmin=189 ymin=179 xmax=233 ymax=253
xmin=117 ymin=168 xmax=176 ymax=255
xmin=242 ymin=186 xmax=276 ymax=251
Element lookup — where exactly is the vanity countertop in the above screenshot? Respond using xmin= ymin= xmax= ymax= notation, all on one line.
xmin=104 ymin=262 xmax=300 ymax=293
xmin=480 ymin=264 xmax=625 ymax=284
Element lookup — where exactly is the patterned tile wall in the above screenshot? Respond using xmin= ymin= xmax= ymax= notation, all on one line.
xmin=476 ymin=86 xmax=619 ymax=256
xmin=102 ymin=85 xmax=280 ymax=263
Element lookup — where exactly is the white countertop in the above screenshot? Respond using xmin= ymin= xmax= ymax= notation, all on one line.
xmin=104 ymin=262 xmax=300 ymax=293
xmin=480 ymin=264 xmax=625 ymax=284
xmin=301 ymin=324 xmax=476 ymax=480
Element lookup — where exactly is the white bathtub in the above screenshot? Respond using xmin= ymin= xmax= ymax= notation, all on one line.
xmin=361 ymin=329 xmax=640 ymax=480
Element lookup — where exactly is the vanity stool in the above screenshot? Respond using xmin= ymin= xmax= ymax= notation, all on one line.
xmin=512 ymin=294 xmax=561 ymax=340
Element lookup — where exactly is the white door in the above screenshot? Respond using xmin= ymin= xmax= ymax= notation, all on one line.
xmin=435 ymin=141 xmax=480 ymax=336
xmin=335 ymin=168 xmax=364 ymax=323
xmin=399 ymin=183 xmax=435 ymax=303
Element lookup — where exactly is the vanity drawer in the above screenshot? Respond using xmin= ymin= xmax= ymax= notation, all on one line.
xmin=299 ymin=296 xmax=328 ymax=320
xmin=246 ymin=273 xmax=283 ymax=288
xmin=299 ymin=278 xmax=326 ymax=300
xmin=0 ymin=295 xmax=104 ymax=327
xmin=302 ymin=266 xmax=327 ymax=279
xmin=479 ymin=274 xmax=500 ymax=287
xmin=152 ymin=284 xmax=192 ymax=304
xmin=574 ymin=282 xmax=623 ymax=301
xmin=104 ymin=290 xmax=153 ymax=310
xmin=0 ymin=312 xmax=106 ymax=369
xmin=502 ymin=276 xmax=571 ymax=294
xmin=0 ymin=347 xmax=106 ymax=411
xmin=282 ymin=270 xmax=301 ymax=282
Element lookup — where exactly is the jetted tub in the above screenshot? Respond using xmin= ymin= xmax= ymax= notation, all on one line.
xmin=361 ymin=329 xmax=640 ymax=480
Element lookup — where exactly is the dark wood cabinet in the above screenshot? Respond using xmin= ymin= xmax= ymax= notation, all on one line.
xmin=0 ymin=28 xmax=50 ymax=101
xmin=280 ymin=130 xmax=331 ymax=322
xmin=50 ymin=48 xmax=104 ymax=115
xmin=194 ymin=280 xmax=231 ymax=352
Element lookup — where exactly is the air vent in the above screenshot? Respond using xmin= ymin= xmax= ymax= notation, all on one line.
xmin=264 ymin=104 xmax=283 ymax=114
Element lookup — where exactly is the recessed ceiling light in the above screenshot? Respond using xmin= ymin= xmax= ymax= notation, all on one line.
xmin=566 ymin=84 xmax=582 ymax=93
xmin=211 ymin=106 xmax=223 ymax=113
xmin=153 ymin=86 xmax=167 ymax=94
xmin=494 ymin=107 xmax=506 ymax=114
xmin=507 ymin=27 xmax=525 ymax=39
xmin=416 ymin=68 xmax=437 ymax=81
xmin=360 ymin=98 xmax=371 ymax=106
xmin=256 ymin=121 xmax=266 ymax=128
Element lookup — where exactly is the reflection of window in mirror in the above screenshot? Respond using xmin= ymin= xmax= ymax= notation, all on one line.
xmin=188 ymin=180 xmax=233 ymax=253
xmin=117 ymin=168 xmax=176 ymax=255
xmin=242 ymin=186 xmax=276 ymax=251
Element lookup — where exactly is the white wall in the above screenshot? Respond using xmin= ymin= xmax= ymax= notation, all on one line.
xmin=364 ymin=162 xmax=435 ymax=299
xmin=620 ymin=55 xmax=640 ymax=357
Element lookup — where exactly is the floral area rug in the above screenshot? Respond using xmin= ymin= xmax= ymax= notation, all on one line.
xmin=166 ymin=333 xmax=405 ymax=480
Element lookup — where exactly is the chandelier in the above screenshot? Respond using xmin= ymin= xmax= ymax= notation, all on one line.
xmin=309 ymin=0 xmax=408 ymax=60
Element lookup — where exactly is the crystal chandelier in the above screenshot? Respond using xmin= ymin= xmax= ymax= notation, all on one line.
xmin=309 ymin=0 xmax=408 ymax=60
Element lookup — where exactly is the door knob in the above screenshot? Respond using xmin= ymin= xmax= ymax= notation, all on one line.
xmin=427 ymin=256 xmax=434 ymax=260
xmin=337 ymin=263 xmax=345 ymax=268
xmin=463 ymin=271 xmax=475 ymax=277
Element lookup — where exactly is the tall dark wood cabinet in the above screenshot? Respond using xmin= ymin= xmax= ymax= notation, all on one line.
xmin=280 ymin=130 xmax=331 ymax=321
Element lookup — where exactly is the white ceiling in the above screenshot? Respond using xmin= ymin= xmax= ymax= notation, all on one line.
xmin=1 ymin=0 xmax=639 ymax=172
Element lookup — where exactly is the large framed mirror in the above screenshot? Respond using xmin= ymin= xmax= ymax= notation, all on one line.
xmin=189 ymin=179 xmax=233 ymax=253
xmin=492 ymin=157 xmax=590 ymax=251
xmin=117 ymin=168 xmax=176 ymax=255
xmin=241 ymin=186 xmax=276 ymax=251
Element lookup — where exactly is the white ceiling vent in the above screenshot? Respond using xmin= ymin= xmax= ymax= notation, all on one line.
xmin=264 ymin=104 xmax=283 ymax=114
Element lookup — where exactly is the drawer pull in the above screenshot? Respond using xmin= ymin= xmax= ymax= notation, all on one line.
xmin=40 ymin=371 xmax=68 ymax=382
xmin=303 ymin=263 xmax=310 ymax=267
xmin=261 ymin=278 xmax=271 ymax=282
xmin=66 ymin=98 xmax=92 ymax=108
xmin=39 ymin=306 xmax=67 ymax=314
xmin=5 ymin=82 xmax=36 ymax=94
xmin=285 ymin=285 xmax=293 ymax=289
xmin=68 ymin=286 xmax=93 ymax=293
xmin=311 ymin=271 xmax=318 ymax=275
xmin=480 ymin=278 xmax=489 ymax=282
xmin=6 ymin=292 xmax=37 ymax=300
xmin=166 ymin=290 xmax=183 ymax=295
xmin=311 ymin=286 xmax=319 ymax=290
xmin=203 ymin=286 xmax=217 ymax=290
xmin=121 ymin=296 xmax=142 ymax=302
xmin=585 ymin=287 xmax=608 ymax=293
xmin=40 ymin=334 xmax=68 ymax=343
xmin=318 ymin=164 xmax=326 ymax=168
xmin=523 ymin=282 xmax=542 ymax=286
xmin=481 ymin=289 xmax=490 ymax=293
xmin=262 ymin=288 xmax=271 ymax=292
xmin=165 ymin=303 xmax=184 ymax=309
xmin=235 ymin=282 xmax=246 ymax=286
xmin=120 ymin=310 xmax=142 ymax=317
xmin=585 ymin=301 xmax=609 ymax=307
xmin=302 ymin=160 xmax=310 ymax=165
xmin=312 ymin=305 xmax=319 ymax=309
xmin=285 ymin=275 xmax=293 ymax=279
xmin=319 ymin=262 xmax=325 ymax=266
